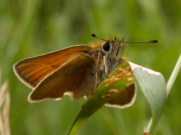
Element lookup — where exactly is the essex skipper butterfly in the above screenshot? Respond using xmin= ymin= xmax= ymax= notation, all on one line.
xmin=13 ymin=34 xmax=158 ymax=107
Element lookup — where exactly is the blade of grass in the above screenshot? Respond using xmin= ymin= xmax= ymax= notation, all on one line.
xmin=166 ymin=54 xmax=181 ymax=95
xmin=129 ymin=62 xmax=167 ymax=135
xmin=130 ymin=54 xmax=181 ymax=135
xmin=67 ymin=61 xmax=135 ymax=135
xmin=0 ymin=81 xmax=10 ymax=135
xmin=67 ymin=56 xmax=180 ymax=135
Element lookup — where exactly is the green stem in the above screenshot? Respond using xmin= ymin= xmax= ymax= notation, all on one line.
xmin=166 ymin=54 xmax=181 ymax=95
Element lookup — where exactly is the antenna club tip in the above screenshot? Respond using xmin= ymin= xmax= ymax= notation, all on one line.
xmin=151 ymin=40 xmax=158 ymax=43
xmin=91 ymin=34 xmax=96 ymax=37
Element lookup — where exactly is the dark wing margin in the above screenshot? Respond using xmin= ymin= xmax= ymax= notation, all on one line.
xmin=13 ymin=45 xmax=92 ymax=88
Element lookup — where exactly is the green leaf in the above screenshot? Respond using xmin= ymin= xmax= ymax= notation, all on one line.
xmin=67 ymin=55 xmax=181 ymax=135
xmin=67 ymin=61 xmax=135 ymax=135
xmin=130 ymin=54 xmax=181 ymax=135
xmin=129 ymin=62 xmax=167 ymax=135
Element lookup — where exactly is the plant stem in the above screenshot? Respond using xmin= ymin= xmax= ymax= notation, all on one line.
xmin=166 ymin=54 xmax=181 ymax=95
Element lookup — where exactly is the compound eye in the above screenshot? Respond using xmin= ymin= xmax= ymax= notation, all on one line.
xmin=103 ymin=42 xmax=110 ymax=51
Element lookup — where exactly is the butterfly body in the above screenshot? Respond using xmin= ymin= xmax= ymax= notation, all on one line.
xmin=15 ymin=33 xmax=157 ymax=108
xmin=14 ymin=37 xmax=125 ymax=102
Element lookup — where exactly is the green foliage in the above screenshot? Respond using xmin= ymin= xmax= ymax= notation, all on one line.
xmin=130 ymin=62 xmax=167 ymax=134
xmin=68 ymin=60 xmax=172 ymax=135
xmin=0 ymin=0 xmax=180 ymax=134
xmin=68 ymin=61 xmax=135 ymax=135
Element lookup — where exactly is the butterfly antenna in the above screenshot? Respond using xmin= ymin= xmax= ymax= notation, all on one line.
xmin=123 ymin=39 xmax=158 ymax=44
xmin=91 ymin=34 xmax=108 ymax=42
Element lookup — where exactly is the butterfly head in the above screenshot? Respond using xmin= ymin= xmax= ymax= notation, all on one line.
xmin=91 ymin=34 xmax=124 ymax=59
xmin=102 ymin=37 xmax=124 ymax=59
xmin=92 ymin=34 xmax=158 ymax=59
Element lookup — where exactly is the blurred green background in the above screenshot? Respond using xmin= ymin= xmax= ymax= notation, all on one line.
xmin=0 ymin=0 xmax=180 ymax=135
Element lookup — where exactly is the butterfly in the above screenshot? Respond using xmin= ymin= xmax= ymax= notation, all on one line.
xmin=13 ymin=34 xmax=157 ymax=108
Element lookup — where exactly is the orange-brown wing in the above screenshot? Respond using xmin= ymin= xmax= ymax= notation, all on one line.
xmin=102 ymin=59 xmax=136 ymax=108
xmin=13 ymin=45 xmax=92 ymax=88
xmin=28 ymin=53 xmax=96 ymax=102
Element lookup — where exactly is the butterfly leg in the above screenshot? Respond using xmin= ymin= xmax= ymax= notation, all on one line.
xmin=95 ymin=51 xmax=101 ymax=87
xmin=103 ymin=55 xmax=109 ymax=77
xmin=88 ymin=50 xmax=102 ymax=97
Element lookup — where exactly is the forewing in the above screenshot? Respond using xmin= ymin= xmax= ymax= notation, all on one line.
xmin=13 ymin=45 xmax=92 ymax=88
xmin=28 ymin=53 xmax=95 ymax=102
